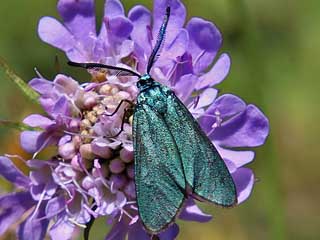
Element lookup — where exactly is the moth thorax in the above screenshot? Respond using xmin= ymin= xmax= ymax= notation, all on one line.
xmin=138 ymin=87 xmax=168 ymax=114
xmin=137 ymin=74 xmax=154 ymax=90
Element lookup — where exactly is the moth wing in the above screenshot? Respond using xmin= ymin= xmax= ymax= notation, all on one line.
xmin=133 ymin=104 xmax=186 ymax=233
xmin=164 ymin=92 xmax=237 ymax=207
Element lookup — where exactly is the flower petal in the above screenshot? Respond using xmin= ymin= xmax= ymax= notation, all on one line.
xmin=39 ymin=97 xmax=57 ymax=114
xmin=160 ymin=29 xmax=189 ymax=63
xmin=169 ymin=53 xmax=193 ymax=85
xmin=18 ymin=204 xmax=49 ymax=240
xmin=104 ymin=0 xmax=125 ymax=17
xmin=187 ymin=17 xmax=222 ymax=73
xmin=216 ymin=146 xmax=255 ymax=168
xmin=23 ymin=114 xmax=54 ymax=129
xmin=200 ymin=94 xmax=246 ymax=133
xmin=212 ymin=104 xmax=269 ymax=147
xmin=46 ymin=196 xmax=65 ymax=219
xmin=27 ymin=159 xmax=55 ymax=168
xmin=129 ymin=5 xmax=152 ymax=52
xmin=153 ymin=0 xmax=186 ymax=44
xmin=20 ymin=131 xmax=43 ymax=153
xmin=0 ymin=192 xmax=34 ymax=235
xmin=179 ymin=198 xmax=212 ymax=222
xmin=129 ymin=5 xmax=152 ymax=71
xmin=29 ymin=78 xmax=54 ymax=96
xmin=91 ymin=139 xmax=113 ymax=159
xmin=212 ymin=94 xmax=246 ymax=118
xmin=57 ymin=0 xmax=96 ymax=48
xmin=105 ymin=16 xmax=133 ymax=40
xmin=156 ymin=29 xmax=189 ymax=73
xmin=38 ymin=16 xmax=75 ymax=52
xmin=105 ymin=219 xmax=128 ymax=240
xmin=158 ymin=223 xmax=179 ymax=240
xmin=232 ymin=168 xmax=255 ymax=204
xmin=49 ymin=216 xmax=75 ymax=240
xmin=223 ymin=158 xmax=237 ymax=173
xmin=118 ymin=40 xmax=135 ymax=59
xmin=196 ymin=53 xmax=231 ymax=89
xmin=197 ymin=88 xmax=218 ymax=109
xmin=174 ymin=74 xmax=198 ymax=102
xmin=51 ymin=96 xmax=71 ymax=118
xmin=54 ymin=74 xmax=79 ymax=96
xmin=99 ymin=0 xmax=125 ymax=40
xmin=0 ymin=156 xmax=30 ymax=187
xmin=128 ymin=221 xmax=149 ymax=240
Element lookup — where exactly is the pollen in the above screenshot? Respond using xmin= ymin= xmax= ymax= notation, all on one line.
xmin=90 ymin=69 xmax=108 ymax=83
xmin=80 ymin=119 xmax=91 ymax=129
xmin=99 ymin=84 xmax=112 ymax=95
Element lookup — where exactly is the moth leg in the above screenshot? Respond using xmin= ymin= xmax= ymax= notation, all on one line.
xmin=104 ymin=99 xmax=134 ymax=117
xmin=108 ymin=107 xmax=134 ymax=138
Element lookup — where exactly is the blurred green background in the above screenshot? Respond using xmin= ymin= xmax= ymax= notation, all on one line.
xmin=0 ymin=0 xmax=319 ymax=239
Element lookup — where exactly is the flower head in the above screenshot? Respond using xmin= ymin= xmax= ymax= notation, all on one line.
xmin=0 ymin=0 xmax=269 ymax=239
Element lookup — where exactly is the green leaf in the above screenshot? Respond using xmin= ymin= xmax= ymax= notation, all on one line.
xmin=0 ymin=57 xmax=39 ymax=104
xmin=0 ymin=119 xmax=42 ymax=132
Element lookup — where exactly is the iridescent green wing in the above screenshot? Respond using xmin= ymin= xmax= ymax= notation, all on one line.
xmin=133 ymin=103 xmax=186 ymax=233
xmin=163 ymin=91 xmax=237 ymax=207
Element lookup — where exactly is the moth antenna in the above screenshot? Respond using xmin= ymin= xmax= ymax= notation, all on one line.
xmin=147 ymin=6 xmax=171 ymax=74
xmin=68 ymin=61 xmax=141 ymax=78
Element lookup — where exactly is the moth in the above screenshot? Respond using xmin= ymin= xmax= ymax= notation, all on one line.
xmin=69 ymin=6 xmax=236 ymax=236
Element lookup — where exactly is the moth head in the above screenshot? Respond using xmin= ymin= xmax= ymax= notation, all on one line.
xmin=137 ymin=74 xmax=154 ymax=90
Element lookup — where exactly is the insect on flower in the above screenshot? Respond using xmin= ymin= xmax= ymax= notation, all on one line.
xmin=69 ymin=5 xmax=236 ymax=235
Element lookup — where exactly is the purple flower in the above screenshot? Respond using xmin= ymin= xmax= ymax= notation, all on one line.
xmin=0 ymin=0 xmax=269 ymax=239
xmin=38 ymin=0 xmax=134 ymax=64
xmin=0 ymin=156 xmax=46 ymax=239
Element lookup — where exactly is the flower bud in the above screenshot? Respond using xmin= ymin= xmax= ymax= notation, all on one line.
xmin=116 ymin=91 xmax=131 ymax=100
xmin=110 ymin=174 xmax=127 ymax=190
xmin=58 ymin=142 xmax=76 ymax=160
xmin=124 ymin=181 xmax=136 ymax=199
xmin=109 ymin=158 xmax=125 ymax=174
xmin=83 ymin=91 xmax=98 ymax=109
xmin=72 ymin=135 xmax=82 ymax=149
xmin=92 ymin=160 xmax=109 ymax=178
xmin=69 ymin=119 xmax=80 ymax=131
xmin=91 ymin=141 xmax=113 ymax=159
xmin=82 ymin=176 xmax=95 ymax=190
xmin=110 ymin=86 xmax=119 ymax=95
xmin=87 ymin=111 xmax=97 ymax=124
xmin=99 ymin=84 xmax=112 ymax=95
xmin=74 ymin=89 xmax=85 ymax=109
xmin=80 ymin=119 xmax=91 ymax=129
xmin=71 ymin=155 xmax=82 ymax=170
xmin=79 ymin=144 xmax=95 ymax=160
xmin=120 ymin=148 xmax=133 ymax=163
xmin=126 ymin=164 xmax=134 ymax=179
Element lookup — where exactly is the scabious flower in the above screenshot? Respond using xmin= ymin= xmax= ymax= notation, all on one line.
xmin=0 ymin=0 xmax=269 ymax=239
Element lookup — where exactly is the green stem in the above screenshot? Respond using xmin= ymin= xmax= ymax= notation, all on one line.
xmin=0 ymin=57 xmax=39 ymax=104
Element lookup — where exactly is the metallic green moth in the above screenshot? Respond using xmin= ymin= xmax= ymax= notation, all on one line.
xmin=133 ymin=74 xmax=237 ymax=234
xmin=68 ymin=5 xmax=237 ymax=236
